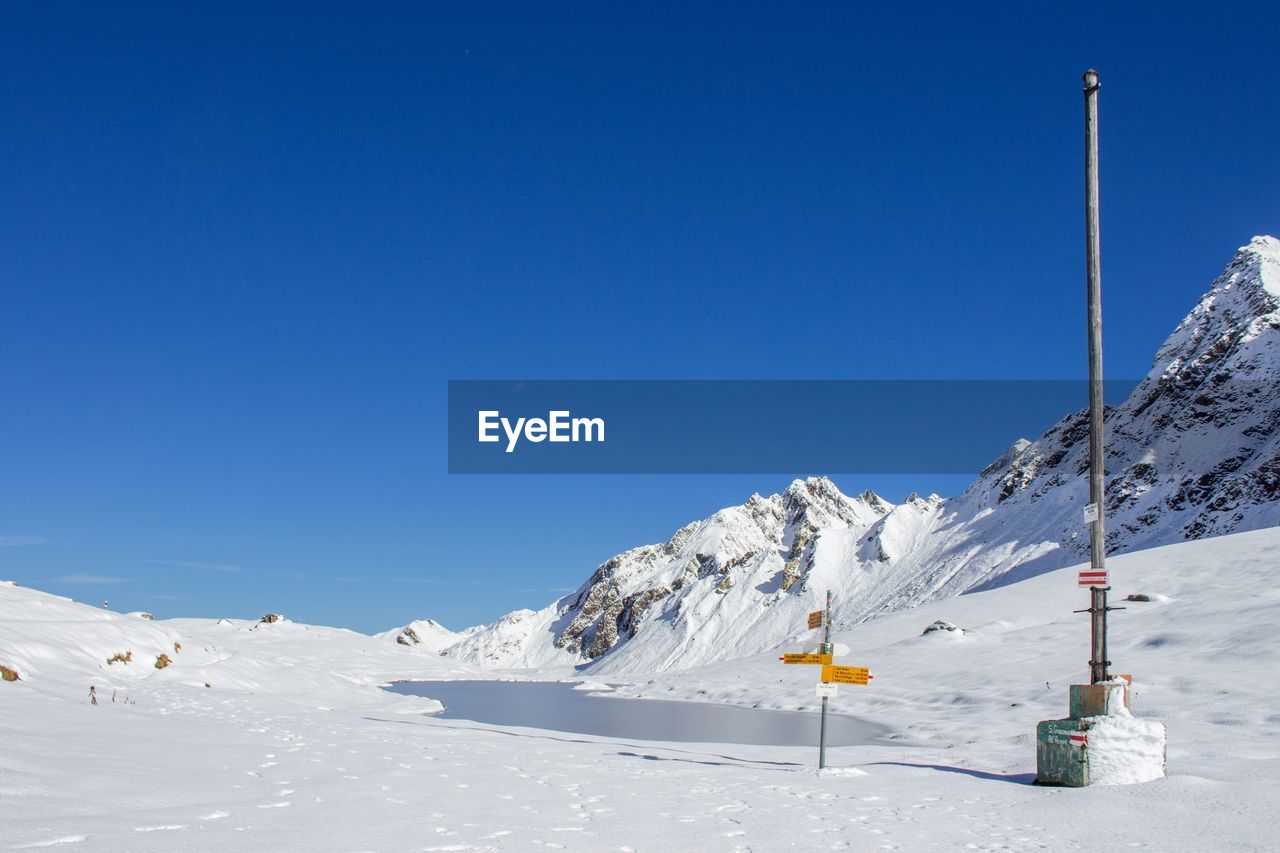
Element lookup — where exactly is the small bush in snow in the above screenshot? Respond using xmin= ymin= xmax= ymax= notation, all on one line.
xmin=1125 ymin=593 xmax=1151 ymax=602
xmin=154 ymin=654 xmax=171 ymax=669
xmin=106 ymin=651 xmax=133 ymax=665
xmin=1 ymin=664 xmax=19 ymax=682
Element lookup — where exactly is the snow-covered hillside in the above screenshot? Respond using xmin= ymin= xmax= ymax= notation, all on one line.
xmin=623 ymin=526 xmax=1280 ymax=746
xmin=0 ymin=582 xmax=476 ymax=711
xmin=443 ymin=236 xmax=1280 ymax=674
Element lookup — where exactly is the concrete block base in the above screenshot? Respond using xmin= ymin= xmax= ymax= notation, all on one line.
xmin=1037 ymin=679 xmax=1166 ymax=787
xmin=1036 ymin=718 xmax=1090 ymax=786
xmin=1069 ymin=680 xmax=1129 ymax=719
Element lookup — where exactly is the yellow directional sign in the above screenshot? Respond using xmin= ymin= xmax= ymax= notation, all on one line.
xmin=807 ymin=610 xmax=824 ymax=630
xmin=821 ymin=664 xmax=870 ymax=685
xmin=782 ymin=653 xmax=833 ymax=665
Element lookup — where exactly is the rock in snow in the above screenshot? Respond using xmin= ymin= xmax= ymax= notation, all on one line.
xmin=441 ymin=236 xmax=1280 ymax=674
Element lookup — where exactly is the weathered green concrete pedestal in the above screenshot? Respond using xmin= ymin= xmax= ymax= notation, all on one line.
xmin=1036 ymin=680 xmax=1165 ymax=787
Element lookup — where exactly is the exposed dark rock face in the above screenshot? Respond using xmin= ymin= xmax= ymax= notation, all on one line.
xmin=619 ymin=587 xmax=671 ymax=637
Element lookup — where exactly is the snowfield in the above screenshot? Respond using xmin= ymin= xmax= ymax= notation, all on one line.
xmin=3 ymin=528 xmax=1279 ymax=851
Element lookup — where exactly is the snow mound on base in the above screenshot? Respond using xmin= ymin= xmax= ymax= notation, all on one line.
xmin=1084 ymin=680 xmax=1167 ymax=786
xmin=817 ymin=767 xmax=869 ymax=778
xmin=1088 ymin=712 xmax=1168 ymax=785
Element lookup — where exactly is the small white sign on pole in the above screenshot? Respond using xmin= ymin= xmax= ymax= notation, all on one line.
xmin=1082 ymin=502 xmax=1099 ymax=523
xmin=815 ymin=683 xmax=839 ymax=699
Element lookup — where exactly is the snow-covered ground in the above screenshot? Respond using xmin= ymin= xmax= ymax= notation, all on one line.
xmin=3 ymin=527 xmax=1279 ymax=850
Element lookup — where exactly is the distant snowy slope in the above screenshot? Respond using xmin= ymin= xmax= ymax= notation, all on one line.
xmin=0 ymin=582 xmax=185 ymax=689
xmin=375 ymin=618 xmax=471 ymax=654
xmin=0 ymin=583 xmax=476 ymax=708
xmin=442 ymin=236 xmax=1280 ymax=675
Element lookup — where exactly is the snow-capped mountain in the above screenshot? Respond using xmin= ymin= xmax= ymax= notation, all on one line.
xmin=444 ymin=236 xmax=1280 ymax=674
xmin=376 ymin=619 xmax=472 ymax=653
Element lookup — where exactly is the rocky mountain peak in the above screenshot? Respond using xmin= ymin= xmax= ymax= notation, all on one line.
xmin=781 ymin=476 xmax=890 ymax=531
xmin=857 ymin=489 xmax=892 ymax=514
xmin=1146 ymin=236 xmax=1279 ymax=383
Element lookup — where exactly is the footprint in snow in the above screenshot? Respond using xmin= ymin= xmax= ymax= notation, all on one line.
xmin=11 ymin=838 xmax=87 ymax=849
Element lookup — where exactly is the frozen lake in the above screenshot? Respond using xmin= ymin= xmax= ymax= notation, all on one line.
xmin=386 ymin=680 xmax=888 ymax=747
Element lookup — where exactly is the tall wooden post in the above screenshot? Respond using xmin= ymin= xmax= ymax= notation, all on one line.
xmin=1083 ymin=69 xmax=1109 ymax=685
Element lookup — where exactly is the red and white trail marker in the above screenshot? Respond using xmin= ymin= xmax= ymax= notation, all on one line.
xmin=1077 ymin=569 xmax=1108 ymax=587
xmin=1069 ymin=732 xmax=1088 ymax=749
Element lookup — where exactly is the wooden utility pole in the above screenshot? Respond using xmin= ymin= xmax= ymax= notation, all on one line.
xmin=1035 ymin=71 xmax=1164 ymax=789
xmin=1083 ymin=69 xmax=1110 ymax=685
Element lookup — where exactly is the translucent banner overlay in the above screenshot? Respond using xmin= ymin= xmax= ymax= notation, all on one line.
xmin=447 ymin=380 xmax=1138 ymax=474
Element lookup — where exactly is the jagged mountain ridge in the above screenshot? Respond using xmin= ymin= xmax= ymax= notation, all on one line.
xmin=442 ymin=478 xmax=909 ymax=672
xmin=442 ymin=236 xmax=1280 ymax=675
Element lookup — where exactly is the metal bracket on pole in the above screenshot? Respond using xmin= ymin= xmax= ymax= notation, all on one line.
xmin=1073 ymin=594 xmax=1126 ymax=615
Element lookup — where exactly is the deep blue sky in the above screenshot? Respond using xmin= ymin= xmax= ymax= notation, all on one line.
xmin=2 ymin=3 xmax=1276 ymax=632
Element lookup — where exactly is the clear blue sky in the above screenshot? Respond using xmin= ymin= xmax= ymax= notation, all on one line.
xmin=2 ymin=3 xmax=1276 ymax=632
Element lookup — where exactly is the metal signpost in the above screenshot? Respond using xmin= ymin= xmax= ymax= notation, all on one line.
xmin=822 ymin=664 xmax=870 ymax=685
xmin=817 ymin=590 xmax=832 ymax=769
xmin=780 ymin=589 xmax=872 ymax=770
